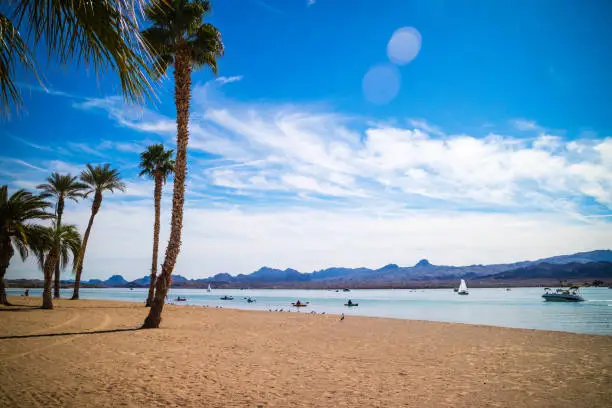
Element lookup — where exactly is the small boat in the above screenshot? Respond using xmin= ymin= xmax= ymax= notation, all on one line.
xmin=342 ymin=288 xmax=351 ymax=292
xmin=505 ymin=288 xmax=511 ymax=291
xmin=175 ymin=296 xmax=187 ymax=302
xmin=453 ymin=288 xmax=458 ymax=292
xmin=292 ymin=301 xmax=309 ymax=307
xmin=542 ymin=287 xmax=585 ymax=302
xmin=245 ymin=297 xmax=256 ymax=303
xmin=220 ymin=295 xmax=234 ymax=300
xmin=207 ymin=283 xmax=212 ymax=293
xmin=344 ymin=300 xmax=358 ymax=307
xmin=130 ymin=288 xmax=134 ymax=291
xmin=457 ymin=279 xmax=469 ymax=295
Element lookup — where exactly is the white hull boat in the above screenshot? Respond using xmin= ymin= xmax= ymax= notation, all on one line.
xmin=542 ymin=287 xmax=584 ymax=302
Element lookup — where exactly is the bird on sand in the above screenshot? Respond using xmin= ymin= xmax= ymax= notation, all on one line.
xmin=340 ymin=313 xmax=345 ymax=321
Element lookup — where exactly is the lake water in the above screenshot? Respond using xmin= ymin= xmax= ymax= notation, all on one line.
xmin=8 ymin=287 xmax=612 ymax=335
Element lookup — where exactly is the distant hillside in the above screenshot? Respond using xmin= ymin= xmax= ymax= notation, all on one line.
xmin=7 ymin=249 xmax=611 ymax=289
xmin=484 ymin=261 xmax=612 ymax=281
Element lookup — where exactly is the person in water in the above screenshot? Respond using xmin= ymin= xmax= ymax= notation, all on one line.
xmin=347 ymin=299 xmax=353 ymax=305
xmin=24 ymin=288 xmax=30 ymax=297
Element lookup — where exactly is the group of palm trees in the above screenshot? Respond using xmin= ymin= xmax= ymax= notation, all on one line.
xmin=0 ymin=164 xmax=125 ymax=309
xmin=0 ymin=143 xmax=175 ymax=309
xmin=1 ymin=0 xmax=225 ymax=328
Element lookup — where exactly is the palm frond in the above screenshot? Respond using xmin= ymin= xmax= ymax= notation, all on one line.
xmin=0 ymin=13 xmax=41 ymax=117
xmin=9 ymin=0 xmax=156 ymax=105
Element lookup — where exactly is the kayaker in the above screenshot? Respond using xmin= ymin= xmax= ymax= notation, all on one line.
xmin=296 ymin=300 xmax=302 ymax=306
xmin=347 ymin=299 xmax=353 ymax=306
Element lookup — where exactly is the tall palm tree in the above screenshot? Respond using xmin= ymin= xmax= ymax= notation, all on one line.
xmin=141 ymin=0 xmax=223 ymax=328
xmin=0 ymin=185 xmax=53 ymax=305
xmin=37 ymin=173 xmax=87 ymax=298
xmin=139 ymin=144 xmax=175 ymax=307
xmin=71 ymin=164 xmax=126 ymax=300
xmin=1 ymin=0 xmax=155 ymax=117
xmin=31 ymin=224 xmax=81 ymax=309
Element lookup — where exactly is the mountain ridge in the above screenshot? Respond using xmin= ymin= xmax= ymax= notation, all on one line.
xmin=78 ymin=249 xmax=612 ymax=288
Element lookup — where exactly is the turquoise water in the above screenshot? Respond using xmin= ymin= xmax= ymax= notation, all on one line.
xmin=8 ymin=287 xmax=612 ymax=335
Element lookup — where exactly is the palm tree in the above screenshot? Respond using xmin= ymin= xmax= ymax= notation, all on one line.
xmin=0 ymin=185 xmax=53 ymax=305
xmin=71 ymin=164 xmax=126 ymax=300
xmin=1 ymin=0 xmax=155 ymax=117
xmin=141 ymin=0 xmax=223 ymax=328
xmin=139 ymin=144 xmax=175 ymax=307
xmin=37 ymin=173 xmax=87 ymax=298
xmin=31 ymin=224 xmax=81 ymax=309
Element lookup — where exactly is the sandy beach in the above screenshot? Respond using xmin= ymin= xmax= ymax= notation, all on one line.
xmin=1 ymin=297 xmax=611 ymax=407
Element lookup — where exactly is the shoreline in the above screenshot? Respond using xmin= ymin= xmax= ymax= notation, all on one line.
xmin=1 ymin=297 xmax=611 ymax=407
xmin=3 ymin=294 xmax=612 ymax=337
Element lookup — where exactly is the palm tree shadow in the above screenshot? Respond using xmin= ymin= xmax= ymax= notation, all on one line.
xmin=0 ymin=327 xmax=141 ymax=340
xmin=0 ymin=305 xmax=40 ymax=312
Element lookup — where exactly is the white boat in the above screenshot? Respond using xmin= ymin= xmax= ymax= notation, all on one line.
xmin=542 ymin=287 xmax=584 ymax=302
xmin=457 ymin=279 xmax=469 ymax=295
xmin=207 ymin=283 xmax=212 ymax=293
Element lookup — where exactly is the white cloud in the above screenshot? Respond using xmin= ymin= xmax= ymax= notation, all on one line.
xmin=72 ymin=86 xmax=612 ymax=218
xmin=307 ymin=0 xmax=316 ymax=6
xmin=512 ymin=119 xmax=544 ymax=132
xmin=216 ymin=76 xmax=243 ymax=85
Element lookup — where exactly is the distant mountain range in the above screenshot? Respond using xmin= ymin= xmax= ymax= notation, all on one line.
xmin=85 ymin=249 xmax=612 ymax=288
xmin=8 ymin=250 xmax=612 ymax=289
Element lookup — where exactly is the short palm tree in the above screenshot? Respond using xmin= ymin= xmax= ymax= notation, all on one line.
xmin=139 ymin=144 xmax=175 ymax=307
xmin=1 ymin=0 xmax=155 ymax=117
xmin=71 ymin=164 xmax=126 ymax=300
xmin=0 ymin=185 xmax=53 ymax=305
xmin=31 ymin=224 xmax=81 ymax=309
xmin=37 ymin=173 xmax=87 ymax=298
xmin=141 ymin=0 xmax=224 ymax=328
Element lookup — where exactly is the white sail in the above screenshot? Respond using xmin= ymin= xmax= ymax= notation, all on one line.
xmin=207 ymin=283 xmax=212 ymax=292
xmin=458 ymin=279 xmax=468 ymax=293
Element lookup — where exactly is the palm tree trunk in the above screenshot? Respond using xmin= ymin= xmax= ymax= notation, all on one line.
xmin=54 ymin=199 xmax=64 ymax=299
xmin=71 ymin=193 xmax=101 ymax=300
xmin=0 ymin=238 xmax=14 ymax=306
xmin=42 ymin=250 xmax=57 ymax=309
xmin=146 ymin=174 xmax=163 ymax=307
xmin=143 ymin=49 xmax=191 ymax=328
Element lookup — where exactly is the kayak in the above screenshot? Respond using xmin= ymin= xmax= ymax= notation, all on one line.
xmin=292 ymin=302 xmax=309 ymax=307
xmin=220 ymin=296 xmax=234 ymax=300
xmin=344 ymin=303 xmax=358 ymax=307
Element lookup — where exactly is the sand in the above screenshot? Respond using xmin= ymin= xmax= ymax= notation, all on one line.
xmin=0 ymin=297 xmax=611 ymax=408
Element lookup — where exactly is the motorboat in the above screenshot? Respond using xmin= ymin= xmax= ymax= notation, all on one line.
xmin=457 ymin=279 xmax=469 ymax=295
xmin=344 ymin=300 xmax=358 ymax=307
xmin=175 ymin=296 xmax=187 ymax=302
xmin=542 ymin=287 xmax=585 ymax=302
xmin=220 ymin=295 xmax=234 ymax=300
xmin=342 ymin=288 xmax=351 ymax=292
xmin=453 ymin=288 xmax=459 ymax=292
xmin=245 ymin=297 xmax=256 ymax=303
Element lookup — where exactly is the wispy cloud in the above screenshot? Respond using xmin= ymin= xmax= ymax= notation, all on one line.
xmin=216 ymin=76 xmax=244 ymax=85
xmin=251 ymin=0 xmax=284 ymax=14
xmin=74 ymin=81 xmax=612 ymax=220
xmin=0 ymin=157 xmax=47 ymax=172
xmin=307 ymin=0 xmax=316 ymax=6
xmin=512 ymin=118 xmax=545 ymax=132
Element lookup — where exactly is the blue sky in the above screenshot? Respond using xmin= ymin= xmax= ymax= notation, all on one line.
xmin=3 ymin=0 xmax=612 ymax=280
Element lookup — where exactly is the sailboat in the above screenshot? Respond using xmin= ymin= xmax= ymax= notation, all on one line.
xmin=207 ymin=283 xmax=212 ymax=293
xmin=457 ymin=279 xmax=469 ymax=295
